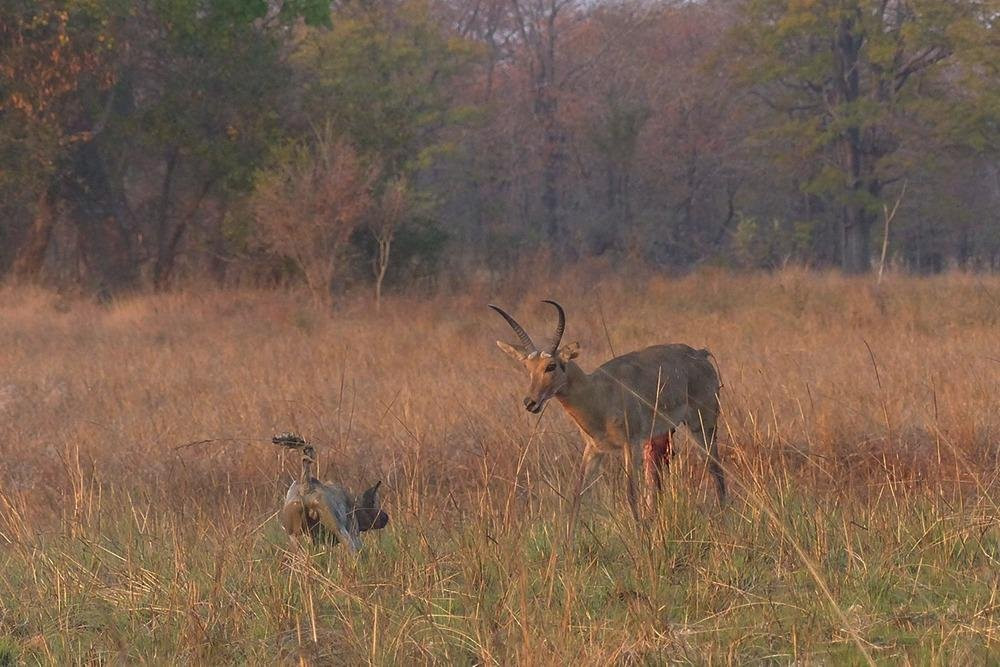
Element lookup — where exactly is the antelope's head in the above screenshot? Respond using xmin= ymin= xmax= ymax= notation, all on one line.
xmin=490 ymin=300 xmax=580 ymax=413
xmin=354 ymin=481 xmax=389 ymax=532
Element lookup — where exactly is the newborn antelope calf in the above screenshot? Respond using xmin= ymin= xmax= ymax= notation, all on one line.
xmin=273 ymin=432 xmax=388 ymax=552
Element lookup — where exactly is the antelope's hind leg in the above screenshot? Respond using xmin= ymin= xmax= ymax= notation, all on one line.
xmin=705 ymin=424 xmax=726 ymax=504
xmin=642 ymin=431 xmax=673 ymax=515
xmin=690 ymin=411 xmax=726 ymax=504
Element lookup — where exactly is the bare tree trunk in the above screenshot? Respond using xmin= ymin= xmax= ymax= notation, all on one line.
xmin=540 ymin=106 xmax=565 ymax=248
xmin=11 ymin=186 xmax=58 ymax=281
xmin=152 ymin=155 xmax=215 ymax=291
xmin=877 ymin=181 xmax=906 ymax=283
xmin=373 ymin=230 xmax=392 ymax=311
xmin=207 ymin=206 xmax=231 ymax=285
xmin=841 ymin=122 xmax=875 ymax=274
xmin=67 ymin=140 xmax=138 ymax=288
xmin=512 ymin=0 xmax=569 ymax=257
xmin=836 ymin=11 xmax=873 ymax=275
xmin=843 ymin=207 xmax=872 ymax=274
xmin=152 ymin=216 xmax=186 ymax=291
xmin=152 ymin=148 xmax=179 ymax=290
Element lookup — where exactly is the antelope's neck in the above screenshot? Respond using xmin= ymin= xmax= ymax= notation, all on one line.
xmin=300 ymin=460 xmax=315 ymax=487
xmin=555 ymin=362 xmax=599 ymax=432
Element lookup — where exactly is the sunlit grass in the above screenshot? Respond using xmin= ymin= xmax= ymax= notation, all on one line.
xmin=1 ymin=270 xmax=998 ymax=663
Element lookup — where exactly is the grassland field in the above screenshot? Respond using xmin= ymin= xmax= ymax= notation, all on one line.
xmin=1 ymin=269 xmax=998 ymax=664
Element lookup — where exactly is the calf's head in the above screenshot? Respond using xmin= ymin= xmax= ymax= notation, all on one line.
xmin=354 ymin=481 xmax=389 ymax=532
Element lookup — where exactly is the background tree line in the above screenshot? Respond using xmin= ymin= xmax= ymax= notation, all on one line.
xmin=1 ymin=0 xmax=998 ymax=295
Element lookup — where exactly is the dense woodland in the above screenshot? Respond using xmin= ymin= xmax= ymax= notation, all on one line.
xmin=1 ymin=0 xmax=998 ymax=295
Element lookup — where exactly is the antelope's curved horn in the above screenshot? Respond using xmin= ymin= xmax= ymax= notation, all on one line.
xmin=542 ymin=300 xmax=565 ymax=355
xmin=489 ymin=304 xmax=537 ymax=353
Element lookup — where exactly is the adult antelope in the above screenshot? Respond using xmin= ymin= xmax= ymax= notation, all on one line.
xmin=490 ymin=301 xmax=726 ymax=522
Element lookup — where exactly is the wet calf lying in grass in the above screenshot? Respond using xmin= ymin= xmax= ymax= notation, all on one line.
xmin=273 ymin=432 xmax=388 ymax=552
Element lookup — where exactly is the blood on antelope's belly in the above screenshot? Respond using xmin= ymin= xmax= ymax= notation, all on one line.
xmin=645 ymin=432 xmax=672 ymax=460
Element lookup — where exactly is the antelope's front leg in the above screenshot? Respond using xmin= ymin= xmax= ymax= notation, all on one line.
xmin=568 ymin=437 xmax=604 ymax=541
xmin=642 ymin=431 xmax=673 ymax=516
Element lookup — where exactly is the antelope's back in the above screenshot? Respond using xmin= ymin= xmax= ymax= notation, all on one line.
xmin=596 ymin=344 xmax=719 ymax=410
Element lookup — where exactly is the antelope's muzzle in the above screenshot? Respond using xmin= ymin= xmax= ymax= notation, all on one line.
xmin=524 ymin=397 xmax=543 ymax=413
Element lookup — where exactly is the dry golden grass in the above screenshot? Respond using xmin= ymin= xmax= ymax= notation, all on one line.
xmin=1 ymin=269 xmax=998 ymax=664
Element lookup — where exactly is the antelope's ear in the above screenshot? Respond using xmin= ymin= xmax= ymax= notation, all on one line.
xmin=360 ymin=480 xmax=382 ymax=508
xmin=496 ymin=340 xmax=528 ymax=363
xmin=558 ymin=341 xmax=580 ymax=362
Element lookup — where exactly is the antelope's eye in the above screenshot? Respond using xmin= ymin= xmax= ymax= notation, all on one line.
xmin=545 ymin=362 xmax=558 ymax=373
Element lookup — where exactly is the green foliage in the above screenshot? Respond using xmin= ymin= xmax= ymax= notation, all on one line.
xmin=0 ymin=0 xmax=313 ymax=201
xmin=351 ymin=214 xmax=450 ymax=285
xmin=2 ymin=0 xmax=998 ymax=282
xmin=294 ymin=0 xmax=480 ymax=179
xmin=730 ymin=213 xmax=815 ymax=268
xmin=0 ymin=0 xmax=342 ymax=281
xmin=735 ymin=0 xmax=1000 ymax=270
xmin=278 ymin=0 xmax=332 ymax=27
xmin=118 ymin=0 xmax=290 ymax=193
xmin=589 ymin=92 xmax=650 ymax=166
xmin=0 ymin=638 xmax=16 ymax=667
xmin=0 ymin=1 xmax=113 ymax=201
xmin=276 ymin=0 xmax=479 ymax=292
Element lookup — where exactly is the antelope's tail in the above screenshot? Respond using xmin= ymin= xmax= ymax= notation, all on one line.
xmin=701 ymin=348 xmax=724 ymax=391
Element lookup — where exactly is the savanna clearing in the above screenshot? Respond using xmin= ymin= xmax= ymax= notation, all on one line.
xmin=1 ymin=270 xmax=998 ymax=664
